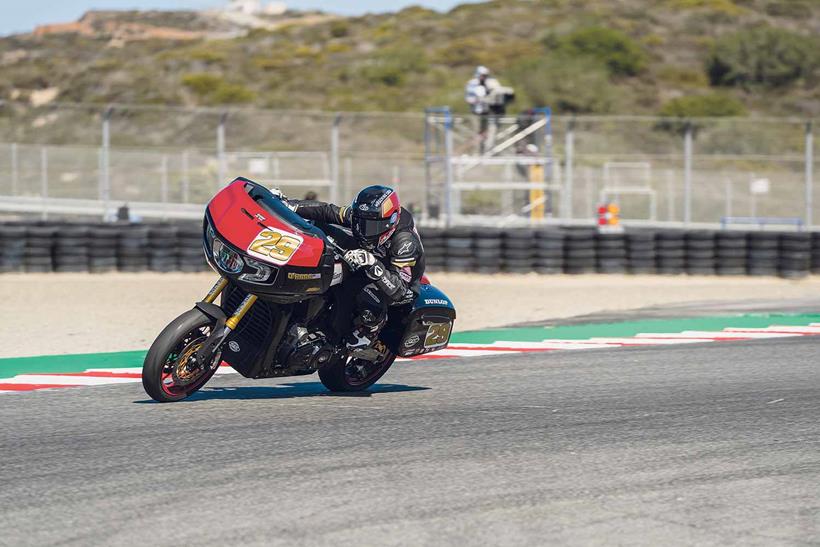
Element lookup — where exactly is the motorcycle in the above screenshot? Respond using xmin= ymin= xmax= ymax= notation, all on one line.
xmin=142 ymin=177 xmax=456 ymax=402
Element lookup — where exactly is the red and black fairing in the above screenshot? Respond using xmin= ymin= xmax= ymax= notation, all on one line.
xmin=204 ymin=178 xmax=336 ymax=302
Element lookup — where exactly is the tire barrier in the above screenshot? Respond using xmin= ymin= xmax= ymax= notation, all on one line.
xmin=0 ymin=221 xmax=819 ymax=278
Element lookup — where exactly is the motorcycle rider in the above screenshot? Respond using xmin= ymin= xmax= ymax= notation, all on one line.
xmin=287 ymin=185 xmax=425 ymax=358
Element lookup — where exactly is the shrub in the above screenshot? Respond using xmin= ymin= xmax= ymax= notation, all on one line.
xmin=707 ymin=26 xmax=818 ymax=88
xmin=329 ymin=20 xmax=350 ymax=38
xmin=509 ymin=55 xmax=614 ymax=113
xmin=553 ymin=26 xmax=647 ymax=77
xmin=659 ymin=93 xmax=746 ymax=117
xmin=360 ymin=45 xmax=428 ymax=87
xmin=181 ymin=73 xmax=255 ymax=104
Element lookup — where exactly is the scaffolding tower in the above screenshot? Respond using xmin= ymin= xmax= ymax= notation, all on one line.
xmin=424 ymin=106 xmax=555 ymax=226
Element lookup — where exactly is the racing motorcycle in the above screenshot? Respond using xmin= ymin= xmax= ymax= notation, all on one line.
xmin=142 ymin=177 xmax=456 ymax=402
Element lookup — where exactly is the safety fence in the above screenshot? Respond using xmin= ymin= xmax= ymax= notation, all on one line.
xmin=0 ymin=102 xmax=816 ymax=228
xmin=1 ymin=221 xmax=818 ymax=279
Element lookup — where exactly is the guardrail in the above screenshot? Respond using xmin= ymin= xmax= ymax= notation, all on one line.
xmin=0 ymin=221 xmax=816 ymax=278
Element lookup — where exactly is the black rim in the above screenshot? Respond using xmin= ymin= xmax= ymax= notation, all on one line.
xmin=344 ymin=349 xmax=393 ymax=387
xmin=159 ymin=324 xmax=218 ymax=397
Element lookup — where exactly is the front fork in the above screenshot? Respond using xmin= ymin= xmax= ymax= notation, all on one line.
xmin=192 ymin=277 xmax=258 ymax=367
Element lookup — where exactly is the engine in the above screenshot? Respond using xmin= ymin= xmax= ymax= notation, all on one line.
xmin=276 ymin=324 xmax=335 ymax=372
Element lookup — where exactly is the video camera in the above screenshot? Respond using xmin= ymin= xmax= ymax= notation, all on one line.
xmin=485 ymin=86 xmax=515 ymax=108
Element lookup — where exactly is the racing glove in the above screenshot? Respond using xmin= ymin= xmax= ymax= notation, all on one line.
xmin=344 ymin=249 xmax=376 ymax=269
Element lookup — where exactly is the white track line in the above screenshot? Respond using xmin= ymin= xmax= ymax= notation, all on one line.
xmin=1 ymin=375 xmax=140 ymax=386
xmin=587 ymin=337 xmax=713 ymax=345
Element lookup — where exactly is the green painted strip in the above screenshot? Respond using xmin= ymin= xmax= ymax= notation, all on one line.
xmin=450 ymin=313 xmax=820 ymax=344
xmin=0 ymin=350 xmax=147 ymax=379
xmin=2 ymin=313 xmax=820 ymax=379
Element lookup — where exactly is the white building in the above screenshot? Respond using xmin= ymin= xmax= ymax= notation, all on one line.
xmin=225 ymin=0 xmax=287 ymax=15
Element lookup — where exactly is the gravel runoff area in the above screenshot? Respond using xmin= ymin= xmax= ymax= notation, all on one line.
xmin=3 ymin=272 xmax=820 ymax=358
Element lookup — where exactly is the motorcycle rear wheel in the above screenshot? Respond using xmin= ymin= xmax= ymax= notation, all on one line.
xmin=142 ymin=309 xmax=220 ymax=402
xmin=318 ymin=349 xmax=397 ymax=392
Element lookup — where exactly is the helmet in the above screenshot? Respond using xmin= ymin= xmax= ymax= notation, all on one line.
xmin=475 ymin=65 xmax=490 ymax=78
xmin=350 ymin=185 xmax=401 ymax=250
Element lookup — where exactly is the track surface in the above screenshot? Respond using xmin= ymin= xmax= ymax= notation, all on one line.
xmin=2 ymin=338 xmax=819 ymax=545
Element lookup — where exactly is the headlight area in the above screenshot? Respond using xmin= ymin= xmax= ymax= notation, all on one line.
xmin=212 ymin=239 xmax=245 ymax=274
xmin=239 ymin=257 xmax=274 ymax=283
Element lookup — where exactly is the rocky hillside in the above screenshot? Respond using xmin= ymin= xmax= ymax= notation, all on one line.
xmin=1 ymin=0 xmax=819 ymax=117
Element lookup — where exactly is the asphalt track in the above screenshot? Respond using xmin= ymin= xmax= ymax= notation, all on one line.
xmin=1 ymin=337 xmax=819 ymax=546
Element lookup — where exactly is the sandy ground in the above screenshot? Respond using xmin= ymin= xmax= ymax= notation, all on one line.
xmin=2 ymin=272 xmax=820 ymax=358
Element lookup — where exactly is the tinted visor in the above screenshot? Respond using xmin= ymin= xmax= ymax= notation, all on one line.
xmin=352 ymin=216 xmax=393 ymax=240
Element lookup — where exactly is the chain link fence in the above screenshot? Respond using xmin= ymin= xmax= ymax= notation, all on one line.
xmin=0 ymin=101 xmax=815 ymax=227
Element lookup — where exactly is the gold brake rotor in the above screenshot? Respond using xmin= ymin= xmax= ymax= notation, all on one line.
xmin=175 ymin=342 xmax=204 ymax=380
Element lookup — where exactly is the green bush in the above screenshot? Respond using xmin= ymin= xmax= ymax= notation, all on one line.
xmin=360 ymin=45 xmax=428 ymax=87
xmin=765 ymin=0 xmax=812 ymax=19
xmin=659 ymin=93 xmax=746 ymax=117
xmin=329 ymin=20 xmax=350 ymax=38
xmin=707 ymin=26 xmax=818 ymax=88
xmin=181 ymin=73 xmax=255 ymax=104
xmin=509 ymin=55 xmax=614 ymax=113
xmin=553 ymin=26 xmax=647 ymax=77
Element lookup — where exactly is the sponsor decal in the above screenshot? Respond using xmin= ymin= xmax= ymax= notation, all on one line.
xmin=331 ymin=263 xmax=343 ymax=286
xmin=424 ymin=298 xmax=449 ymax=306
xmin=287 ymin=272 xmax=321 ymax=280
xmin=399 ymin=267 xmax=412 ymax=282
xmin=424 ymin=323 xmax=451 ymax=348
xmin=247 ymin=227 xmax=303 ymax=266
xmin=363 ymin=287 xmax=381 ymax=303
xmin=359 ymin=203 xmax=369 ymax=211
xmin=372 ymin=264 xmax=384 ymax=278
xmin=255 ymin=213 xmax=266 ymax=222
xmin=396 ymin=240 xmax=414 ymax=256
xmin=404 ymin=334 xmax=420 ymax=348
xmin=381 ymin=275 xmax=396 ymax=291
xmin=228 ymin=340 xmax=241 ymax=352
xmin=374 ymin=190 xmax=393 ymax=207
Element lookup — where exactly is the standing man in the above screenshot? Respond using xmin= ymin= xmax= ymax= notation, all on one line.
xmin=465 ymin=66 xmax=512 ymax=152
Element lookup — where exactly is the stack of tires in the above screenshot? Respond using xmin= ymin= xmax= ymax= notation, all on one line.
xmin=54 ymin=226 xmax=90 ymax=272
xmin=472 ymin=227 xmax=502 ymax=274
xmin=596 ymin=233 xmax=627 ymax=274
xmin=534 ymin=230 xmax=564 ymax=274
xmin=778 ymin=232 xmax=811 ymax=279
xmin=685 ymin=231 xmax=716 ymax=276
xmin=118 ymin=225 xmax=150 ymax=272
xmin=148 ymin=225 xmax=179 ymax=272
xmin=0 ymin=225 xmax=26 ymax=273
xmin=444 ymin=227 xmax=474 ymax=273
xmin=747 ymin=232 xmax=779 ymax=276
xmin=24 ymin=225 xmax=54 ymax=272
xmin=812 ymin=233 xmax=820 ymax=274
xmin=419 ymin=228 xmax=445 ymax=272
xmin=656 ymin=231 xmax=686 ymax=275
xmin=715 ymin=232 xmax=747 ymax=276
xmin=564 ymin=229 xmax=596 ymax=274
xmin=502 ymin=229 xmax=535 ymax=273
xmin=626 ymin=231 xmax=656 ymax=274
xmin=88 ymin=225 xmax=120 ymax=273
xmin=177 ymin=224 xmax=208 ymax=272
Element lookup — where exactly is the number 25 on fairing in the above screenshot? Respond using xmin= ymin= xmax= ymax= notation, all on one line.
xmin=247 ymin=228 xmax=303 ymax=265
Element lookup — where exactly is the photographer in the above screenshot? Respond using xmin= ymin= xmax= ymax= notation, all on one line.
xmin=464 ymin=66 xmax=514 ymax=152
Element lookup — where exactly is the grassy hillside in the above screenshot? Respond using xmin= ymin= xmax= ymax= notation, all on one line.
xmin=1 ymin=0 xmax=819 ymax=117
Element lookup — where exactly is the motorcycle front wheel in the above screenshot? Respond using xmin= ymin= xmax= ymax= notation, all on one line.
xmin=318 ymin=347 xmax=397 ymax=392
xmin=142 ymin=309 xmax=221 ymax=402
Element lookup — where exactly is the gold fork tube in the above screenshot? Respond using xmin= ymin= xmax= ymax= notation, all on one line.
xmin=203 ymin=277 xmax=229 ymax=304
xmin=225 ymin=294 xmax=258 ymax=330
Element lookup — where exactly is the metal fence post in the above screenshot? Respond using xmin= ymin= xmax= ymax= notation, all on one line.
xmin=217 ymin=112 xmax=227 ymax=187
xmin=683 ymin=122 xmax=693 ymax=225
xmin=10 ymin=143 xmax=18 ymax=196
xmin=724 ymin=177 xmax=733 ymax=218
xmin=160 ymin=155 xmax=169 ymax=204
xmin=444 ymin=110 xmax=454 ymax=227
xmin=806 ymin=121 xmax=814 ymax=227
xmin=101 ymin=106 xmax=112 ymax=218
xmin=563 ymin=117 xmax=575 ymax=219
xmin=330 ymin=113 xmax=341 ymax=203
xmin=40 ymin=146 xmax=48 ymax=220
xmin=181 ymin=150 xmax=190 ymax=204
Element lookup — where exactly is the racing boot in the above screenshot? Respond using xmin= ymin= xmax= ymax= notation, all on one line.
xmin=345 ymin=310 xmax=385 ymax=361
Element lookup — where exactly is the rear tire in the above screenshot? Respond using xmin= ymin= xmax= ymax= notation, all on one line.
xmin=142 ymin=309 xmax=220 ymax=402
xmin=319 ymin=349 xmax=397 ymax=392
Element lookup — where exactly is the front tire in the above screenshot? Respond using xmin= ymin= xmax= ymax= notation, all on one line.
xmin=142 ymin=309 xmax=220 ymax=402
xmin=318 ymin=348 xmax=397 ymax=392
